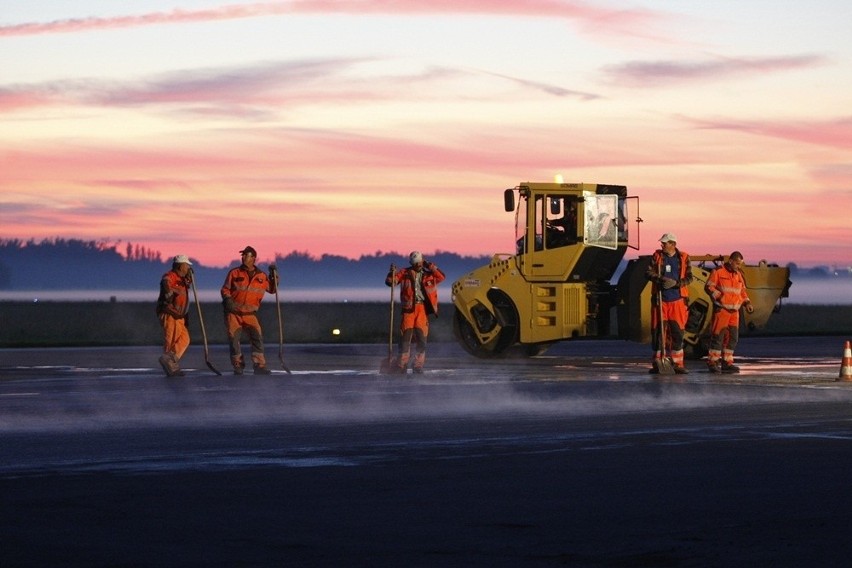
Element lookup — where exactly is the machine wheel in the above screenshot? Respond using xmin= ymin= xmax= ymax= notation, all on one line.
xmin=489 ymin=290 xmax=520 ymax=356
xmin=453 ymin=293 xmax=520 ymax=359
xmin=453 ymin=307 xmax=501 ymax=358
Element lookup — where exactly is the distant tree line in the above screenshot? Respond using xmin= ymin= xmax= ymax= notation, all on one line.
xmin=0 ymin=238 xmax=845 ymax=292
xmin=0 ymin=238 xmax=492 ymax=291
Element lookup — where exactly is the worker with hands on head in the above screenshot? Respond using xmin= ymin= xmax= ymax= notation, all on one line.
xmin=156 ymin=254 xmax=193 ymax=377
xmin=645 ymin=233 xmax=693 ymax=374
xmin=705 ymin=251 xmax=754 ymax=374
xmin=385 ymin=251 xmax=446 ymax=374
xmin=221 ymin=246 xmax=278 ymax=375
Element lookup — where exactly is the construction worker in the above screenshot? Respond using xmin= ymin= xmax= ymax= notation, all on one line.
xmin=156 ymin=254 xmax=193 ymax=377
xmin=385 ymin=251 xmax=446 ymax=374
xmin=221 ymin=246 xmax=278 ymax=375
xmin=705 ymin=251 xmax=754 ymax=374
xmin=645 ymin=233 xmax=693 ymax=374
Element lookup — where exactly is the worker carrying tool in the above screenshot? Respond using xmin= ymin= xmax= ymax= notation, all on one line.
xmin=385 ymin=251 xmax=445 ymax=374
xmin=645 ymin=233 xmax=693 ymax=374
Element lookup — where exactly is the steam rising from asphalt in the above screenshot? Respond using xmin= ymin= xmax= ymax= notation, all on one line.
xmin=4 ymin=347 xmax=852 ymax=476
xmin=2 ymin=365 xmax=850 ymax=433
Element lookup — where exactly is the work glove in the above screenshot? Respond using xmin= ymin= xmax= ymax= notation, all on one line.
xmin=661 ymin=277 xmax=678 ymax=289
xmin=223 ymin=297 xmax=236 ymax=313
xmin=426 ymin=262 xmax=436 ymax=272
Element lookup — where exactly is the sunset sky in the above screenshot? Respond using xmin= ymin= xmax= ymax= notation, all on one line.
xmin=2 ymin=1 xmax=851 ymax=268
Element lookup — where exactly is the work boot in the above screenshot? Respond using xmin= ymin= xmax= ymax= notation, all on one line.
xmin=413 ymin=366 xmax=424 ymax=374
xmin=253 ymin=365 xmax=272 ymax=375
xmin=232 ymin=359 xmax=245 ymax=375
xmin=673 ymin=366 xmax=689 ymax=375
xmin=721 ymin=362 xmax=740 ymax=374
xmin=158 ymin=354 xmax=172 ymax=376
xmin=413 ymin=353 xmax=426 ymax=371
xmin=707 ymin=362 xmax=722 ymax=374
xmin=159 ymin=354 xmax=182 ymax=377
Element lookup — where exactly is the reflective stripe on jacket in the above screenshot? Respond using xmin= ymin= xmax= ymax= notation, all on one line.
xmin=705 ymin=265 xmax=750 ymax=311
xmin=386 ymin=265 xmax=446 ymax=315
xmin=157 ymin=270 xmax=190 ymax=318
xmin=221 ymin=265 xmax=274 ymax=314
xmin=647 ymin=249 xmax=692 ymax=300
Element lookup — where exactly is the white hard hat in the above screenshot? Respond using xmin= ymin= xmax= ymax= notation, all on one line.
xmin=658 ymin=233 xmax=677 ymax=244
xmin=173 ymin=254 xmax=192 ymax=265
xmin=409 ymin=251 xmax=423 ymax=265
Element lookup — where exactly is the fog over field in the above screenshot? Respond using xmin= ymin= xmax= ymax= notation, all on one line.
xmin=1 ymin=277 xmax=849 ymax=304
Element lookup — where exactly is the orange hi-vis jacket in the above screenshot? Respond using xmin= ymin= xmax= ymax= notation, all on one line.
xmin=705 ymin=265 xmax=750 ymax=311
xmin=386 ymin=264 xmax=446 ymax=315
xmin=221 ymin=265 xmax=275 ymax=314
xmin=647 ymin=249 xmax=692 ymax=300
xmin=157 ymin=270 xmax=190 ymax=318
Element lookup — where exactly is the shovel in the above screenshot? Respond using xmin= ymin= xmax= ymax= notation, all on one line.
xmin=189 ymin=268 xmax=222 ymax=376
xmin=654 ymin=287 xmax=676 ymax=375
xmin=270 ymin=265 xmax=291 ymax=374
xmin=379 ymin=266 xmax=396 ymax=374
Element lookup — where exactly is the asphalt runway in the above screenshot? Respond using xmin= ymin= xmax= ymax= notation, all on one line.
xmin=3 ymin=337 xmax=852 ymax=567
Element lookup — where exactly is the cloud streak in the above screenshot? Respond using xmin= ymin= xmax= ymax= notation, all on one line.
xmin=0 ymin=58 xmax=597 ymax=116
xmin=0 ymin=59 xmax=379 ymax=114
xmin=0 ymin=0 xmax=660 ymax=38
xmin=603 ymin=54 xmax=826 ymax=87
xmin=477 ymin=70 xmax=602 ymax=101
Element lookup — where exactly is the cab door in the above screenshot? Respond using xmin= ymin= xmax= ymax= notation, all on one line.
xmin=523 ymin=193 xmax=582 ymax=280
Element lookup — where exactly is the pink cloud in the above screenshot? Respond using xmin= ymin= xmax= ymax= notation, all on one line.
xmin=0 ymin=1 xmax=660 ymax=38
xmin=603 ymin=54 xmax=826 ymax=87
xmin=810 ymin=163 xmax=852 ymax=186
xmin=686 ymin=116 xmax=852 ymax=150
xmin=0 ymin=86 xmax=65 ymax=111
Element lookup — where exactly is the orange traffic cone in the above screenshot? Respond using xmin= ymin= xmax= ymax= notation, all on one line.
xmin=839 ymin=341 xmax=852 ymax=381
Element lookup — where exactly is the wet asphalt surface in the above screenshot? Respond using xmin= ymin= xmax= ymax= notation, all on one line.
xmin=2 ymin=337 xmax=852 ymax=567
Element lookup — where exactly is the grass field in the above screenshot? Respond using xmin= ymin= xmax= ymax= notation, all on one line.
xmin=1 ymin=301 xmax=850 ymax=348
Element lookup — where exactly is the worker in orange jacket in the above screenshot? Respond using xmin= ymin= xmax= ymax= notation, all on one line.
xmin=385 ymin=251 xmax=445 ymax=373
xmin=221 ymin=246 xmax=277 ymax=375
xmin=705 ymin=251 xmax=753 ymax=374
xmin=156 ymin=254 xmax=193 ymax=377
xmin=645 ymin=233 xmax=693 ymax=374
